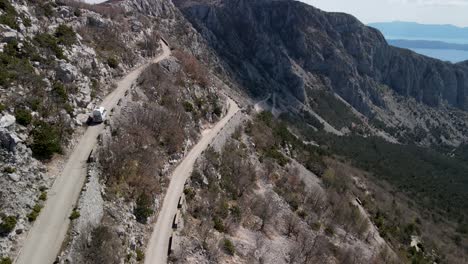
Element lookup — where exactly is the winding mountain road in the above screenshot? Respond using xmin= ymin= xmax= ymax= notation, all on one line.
xmin=15 ymin=41 xmax=171 ymax=264
xmin=144 ymin=96 xmax=240 ymax=264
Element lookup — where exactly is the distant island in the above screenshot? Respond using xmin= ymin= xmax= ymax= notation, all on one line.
xmin=388 ymin=39 xmax=468 ymax=51
xmin=368 ymin=21 xmax=468 ymax=43
xmin=369 ymin=21 xmax=468 ymax=63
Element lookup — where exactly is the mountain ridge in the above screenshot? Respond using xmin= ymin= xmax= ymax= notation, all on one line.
xmin=368 ymin=21 xmax=468 ymax=41
xmin=176 ymin=0 xmax=468 ymax=111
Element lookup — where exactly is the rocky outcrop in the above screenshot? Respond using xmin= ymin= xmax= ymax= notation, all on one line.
xmin=175 ymin=0 xmax=468 ymax=112
xmin=0 ymin=114 xmax=20 ymax=152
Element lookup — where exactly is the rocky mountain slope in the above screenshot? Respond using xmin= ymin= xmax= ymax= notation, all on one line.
xmin=175 ymin=0 xmax=468 ymax=146
xmin=0 ymin=0 xmax=166 ymax=259
xmin=1 ymin=0 xmax=468 ymax=263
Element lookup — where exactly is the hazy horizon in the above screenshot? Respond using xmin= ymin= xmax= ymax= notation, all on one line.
xmin=301 ymin=0 xmax=468 ymax=27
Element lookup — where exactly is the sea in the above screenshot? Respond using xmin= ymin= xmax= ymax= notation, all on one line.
xmin=385 ymin=35 xmax=468 ymax=63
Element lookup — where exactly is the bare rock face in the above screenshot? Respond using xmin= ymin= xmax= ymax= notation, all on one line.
xmin=175 ymin=0 xmax=468 ymax=113
xmin=0 ymin=129 xmax=21 ymax=152
xmin=0 ymin=114 xmax=19 ymax=152
xmin=0 ymin=114 xmax=15 ymax=128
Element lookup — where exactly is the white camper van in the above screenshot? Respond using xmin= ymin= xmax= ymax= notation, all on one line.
xmin=90 ymin=107 xmax=107 ymax=124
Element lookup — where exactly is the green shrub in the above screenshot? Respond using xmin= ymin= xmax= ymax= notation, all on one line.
xmin=3 ymin=167 xmax=15 ymax=173
xmin=64 ymin=103 xmax=74 ymax=116
xmin=22 ymin=15 xmax=31 ymax=27
xmin=15 ymin=108 xmax=32 ymax=126
xmin=39 ymin=3 xmax=55 ymax=18
xmin=183 ymin=187 xmax=195 ymax=201
xmin=324 ymin=226 xmax=334 ymax=236
xmin=223 ymin=238 xmax=235 ymax=256
xmin=0 ymin=257 xmax=12 ymax=264
xmin=264 ymin=148 xmax=288 ymax=166
xmin=0 ymin=13 xmax=18 ymax=30
xmin=107 ymin=56 xmax=119 ymax=69
xmin=0 ymin=216 xmax=17 ymax=236
xmin=230 ymin=205 xmax=242 ymax=220
xmin=183 ymin=101 xmax=194 ymax=112
xmin=297 ymin=209 xmax=307 ymax=219
xmin=52 ymin=82 xmax=68 ymax=101
xmin=134 ymin=193 xmax=154 ymax=224
xmin=0 ymin=0 xmax=15 ymax=13
xmin=39 ymin=191 xmax=47 ymax=201
xmin=0 ymin=103 xmax=5 ymax=112
xmin=313 ymin=132 xmax=468 ymax=220
xmin=34 ymin=33 xmax=65 ymax=60
xmin=31 ymin=121 xmax=62 ymax=160
xmin=310 ymin=221 xmax=321 ymax=231
xmin=0 ymin=0 xmax=17 ymax=30
xmin=55 ymin=24 xmax=76 ymax=46
xmin=213 ymin=216 xmax=225 ymax=232
xmin=213 ymin=104 xmax=222 ymax=116
xmin=73 ymin=8 xmax=82 ymax=17
xmin=0 ymin=48 xmax=36 ymax=86
xmin=69 ymin=209 xmax=80 ymax=220
xmin=27 ymin=204 xmax=43 ymax=222
xmin=136 ymin=248 xmax=144 ymax=262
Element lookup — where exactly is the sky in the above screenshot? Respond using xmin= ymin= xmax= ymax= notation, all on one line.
xmin=300 ymin=0 xmax=468 ymax=27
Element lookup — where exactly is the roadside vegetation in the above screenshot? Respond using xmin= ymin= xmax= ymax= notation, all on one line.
xmin=174 ymin=114 xmax=398 ymax=263
xmin=287 ymin=115 xmax=468 ymax=263
xmin=73 ymin=55 xmax=223 ymax=262
xmin=173 ymin=111 xmax=468 ymax=263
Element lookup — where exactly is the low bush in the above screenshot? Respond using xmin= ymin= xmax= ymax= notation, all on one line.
xmin=27 ymin=204 xmax=43 ymax=222
xmin=39 ymin=191 xmax=47 ymax=201
xmin=213 ymin=216 xmax=225 ymax=232
xmin=183 ymin=101 xmax=194 ymax=112
xmin=134 ymin=193 xmax=154 ymax=224
xmin=107 ymin=56 xmax=119 ymax=69
xmin=34 ymin=33 xmax=65 ymax=60
xmin=0 ymin=0 xmax=18 ymax=30
xmin=3 ymin=167 xmax=15 ymax=174
xmin=0 ymin=13 xmax=18 ymax=30
xmin=0 ymin=103 xmax=5 ymax=112
xmin=0 ymin=257 xmax=12 ymax=264
xmin=223 ymin=238 xmax=235 ymax=256
xmin=310 ymin=221 xmax=321 ymax=231
xmin=230 ymin=205 xmax=242 ymax=220
xmin=69 ymin=209 xmax=80 ymax=220
xmin=21 ymin=15 xmax=31 ymax=27
xmin=136 ymin=248 xmax=144 ymax=262
xmin=73 ymin=8 xmax=82 ymax=17
xmin=37 ymin=3 xmax=55 ymax=18
xmin=172 ymin=50 xmax=210 ymax=87
xmin=184 ymin=187 xmax=195 ymax=201
xmin=324 ymin=226 xmax=334 ymax=236
xmin=52 ymin=82 xmax=68 ymax=101
xmin=31 ymin=121 xmax=62 ymax=160
xmin=213 ymin=104 xmax=222 ymax=116
xmin=15 ymin=108 xmax=32 ymax=126
xmin=0 ymin=216 xmax=17 ymax=236
xmin=264 ymin=147 xmax=289 ymax=166
xmin=0 ymin=0 xmax=16 ymax=13
xmin=55 ymin=24 xmax=76 ymax=46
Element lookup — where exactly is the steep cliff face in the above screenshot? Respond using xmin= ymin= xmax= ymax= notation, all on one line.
xmin=175 ymin=0 xmax=468 ymax=112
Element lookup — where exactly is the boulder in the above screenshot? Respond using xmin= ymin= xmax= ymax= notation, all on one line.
xmin=56 ymin=62 xmax=78 ymax=83
xmin=0 ymin=114 xmax=15 ymax=128
xmin=0 ymin=129 xmax=21 ymax=152
xmin=8 ymin=173 xmax=20 ymax=182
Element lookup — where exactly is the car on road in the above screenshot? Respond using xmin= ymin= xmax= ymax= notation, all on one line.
xmin=88 ymin=107 xmax=107 ymax=124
